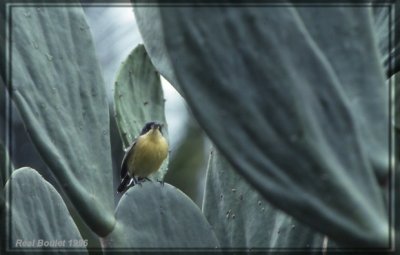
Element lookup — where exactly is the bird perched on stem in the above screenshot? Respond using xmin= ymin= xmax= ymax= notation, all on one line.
xmin=117 ymin=121 xmax=168 ymax=193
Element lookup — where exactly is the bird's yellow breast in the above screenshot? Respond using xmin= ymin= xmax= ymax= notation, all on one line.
xmin=128 ymin=129 xmax=168 ymax=177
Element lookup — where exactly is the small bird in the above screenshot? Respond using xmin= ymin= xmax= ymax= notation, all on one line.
xmin=117 ymin=121 xmax=168 ymax=193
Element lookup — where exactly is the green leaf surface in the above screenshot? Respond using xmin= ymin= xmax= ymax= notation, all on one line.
xmin=295 ymin=6 xmax=389 ymax=186
xmin=203 ymin=149 xmax=324 ymax=251
xmin=165 ymin=117 xmax=208 ymax=206
xmin=102 ymin=182 xmax=219 ymax=249
xmin=4 ymin=167 xmax=87 ymax=254
xmin=114 ymin=44 xmax=169 ymax=180
xmin=133 ymin=6 xmax=182 ymax=94
xmin=156 ymin=6 xmax=389 ymax=247
xmin=9 ymin=5 xmax=115 ymax=236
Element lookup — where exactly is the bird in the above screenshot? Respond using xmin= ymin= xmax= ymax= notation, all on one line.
xmin=117 ymin=121 xmax=169 ymax=193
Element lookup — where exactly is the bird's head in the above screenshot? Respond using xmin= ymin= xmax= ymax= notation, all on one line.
xmin=140 ymin=121 xmax=164 ymax=135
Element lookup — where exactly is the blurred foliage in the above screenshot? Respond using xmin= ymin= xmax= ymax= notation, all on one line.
xmin=165 ymin=112 xmax=208 ymax=207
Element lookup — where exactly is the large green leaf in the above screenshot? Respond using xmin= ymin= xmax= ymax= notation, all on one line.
xmin=203 ymin=148 xmax=324 ymax=251
xmin=9 ymin=5 xmax=115 ymax=236
xmin=133 ymin=6 xmax=182 ymax=94
xmin=153 ymin=6 xmax=389 ymax=247
xmin=294 ymin=6 xmax=389 ymax=186
xmin=297 ymin=6 xmax=389 ymax=183
xmin=114 ymin=44 xmax=169 ymax=180
xmin=102 ymin=182 xmax=219 ymax=249
xmin=4 ymin=167 xmax=87 ymax=254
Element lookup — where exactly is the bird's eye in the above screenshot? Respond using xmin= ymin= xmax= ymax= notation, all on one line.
xmin=140 ymin=122 xmax=155 ymax=135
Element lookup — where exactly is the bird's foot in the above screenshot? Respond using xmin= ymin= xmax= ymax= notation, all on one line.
xmin=129 ymin=176 xmax=143 ymax=187
xmin=157 ymin=179 xmax=165 ymax=186
xmin=138 ymin=177 xmax=152 ymax=182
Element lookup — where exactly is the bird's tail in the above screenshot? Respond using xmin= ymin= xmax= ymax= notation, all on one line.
xmin=117 ymin=175 xmax=131 ymax=193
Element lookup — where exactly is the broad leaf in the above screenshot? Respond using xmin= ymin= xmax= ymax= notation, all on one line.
xmin=9 ymin=5 xmax=115 ymax=236
xmin=102 ymin=182 xmax=219 ymax=249
xmin=203 ymin=149 xmax=325 ymax=252
xmin=133 ymin=6 xmax=182 ymax=94
xmin=5 ymin=167 xmax=87 ymax=254
xmin=154 ymin=6 xmax=389 ymax=247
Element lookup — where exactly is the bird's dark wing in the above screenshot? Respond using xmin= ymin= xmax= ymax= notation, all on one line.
xmin=120 ymin=139 xmax=137 ymax=179
xmin=117 ymin=175 xmax=131 ymax=193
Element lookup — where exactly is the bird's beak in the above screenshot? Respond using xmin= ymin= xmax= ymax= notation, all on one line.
xmin=152 ymin=123 xmax=163 ymax=130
